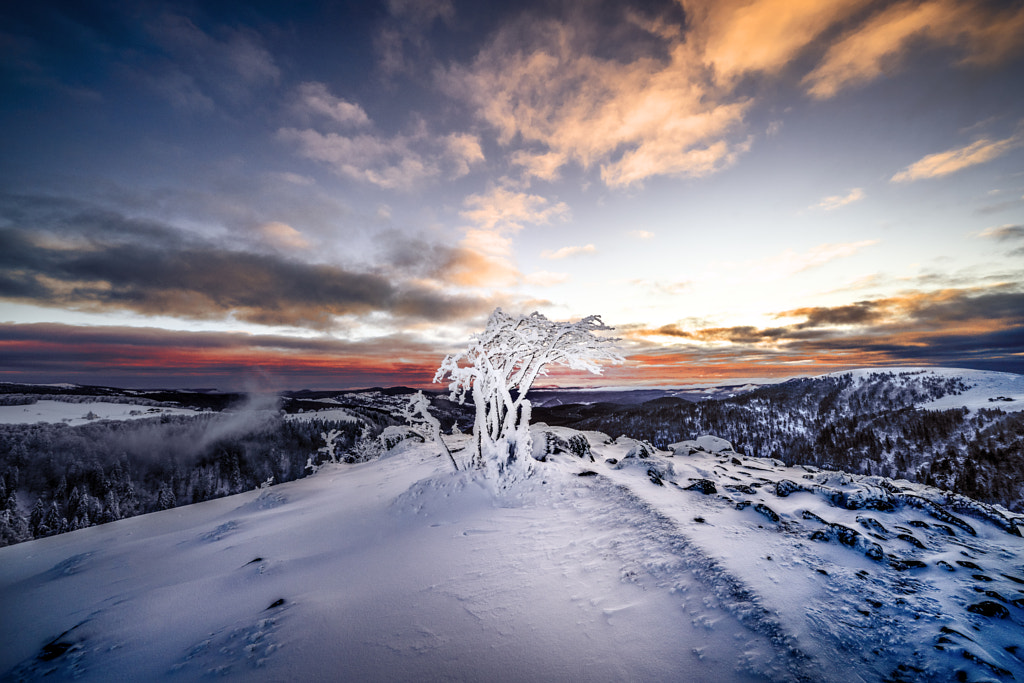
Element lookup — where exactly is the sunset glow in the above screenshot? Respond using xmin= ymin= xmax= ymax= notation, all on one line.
xmin=1 ymin=0 xmax=1022 ymax=389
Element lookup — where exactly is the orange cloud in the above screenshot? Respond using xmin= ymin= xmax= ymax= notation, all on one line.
xmin=804 ymin=0 xmax=1024 ymax=99
xmin=259 ymin=221 xmax=309 ymax=250
xmin=540 ymin=244 xmax=596 ymax=260
xmin=437 ymin=185 xmax=570 ymax=288
xmin=445 ymin=21 xmax=751 ymax=187
xmin=892 ymin=134 xmax=1023 ymax=182
xmin=688 ymin=0 xmax=868 ymax=83
xmin=811 ymin=187 xmax=865 ymax=211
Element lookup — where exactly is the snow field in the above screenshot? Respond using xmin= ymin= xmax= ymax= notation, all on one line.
xmin=2 ymin=438 xmax=774 ymax=681
xmin=3 ymin=418 xmax=1023 ymax=682
xmin=0 ymin=400 xmax=203 ymax=426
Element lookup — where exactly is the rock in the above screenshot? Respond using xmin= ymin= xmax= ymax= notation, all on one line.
xmin=684 ymin=479 xmax=717 ymax=495
xmin=856 ymin=516 xmax=889 ymax=536
xmin=966 ymin=601 xmax=1009 ymax=619
xmin=889 ymin=558 xmax=927 ymax=571
xmin=774 ymin=479 xmax=806 ymax=497
xmin=896 ymin=494 xmax=976 ymax=536
xmin=755 ymin=503 xmax=780 ymax=522
xmin=802 ymin=510 xmax=827 ymax=524
xmin=896 ymin=533 xmax=926 ymax=549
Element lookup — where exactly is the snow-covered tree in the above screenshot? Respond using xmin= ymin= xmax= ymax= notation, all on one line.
xmin=318 ymin=429 xmax=343 ymax=463
xmin=434 ymin=308 xmax=622 ymax=484
xmin=401 ymin=391 xmax=458 ymax=471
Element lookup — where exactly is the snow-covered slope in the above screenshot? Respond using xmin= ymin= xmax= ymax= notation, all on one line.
xmin=826 ymin=367 xmax=1024 ymax=412
xmin=0 ymin=400 xmax=203 ymax=426
xmin=2 ymin=429 xmax=1023 ymax=682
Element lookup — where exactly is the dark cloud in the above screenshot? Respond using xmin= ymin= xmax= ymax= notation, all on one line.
xmin=783 ymin=301 xmax=881 ymax=328
xmin=0 ymin=194 xmax=490 ymax=329
xmin=626 ymin=287 xmax=1024 ymax=377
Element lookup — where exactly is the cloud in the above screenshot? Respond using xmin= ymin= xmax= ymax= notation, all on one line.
xmin=980 ymin=225 xmax=1024 ymax=242
xmin=295 ymin=82 xmax=370 ymax=127
xmin=439 ymin=186 xmax=570 ymax=288
xmin=279 ymin=83 xmax=483 ymax=189
xmin=620 ymin=285 xmax=1024 ymax=378
xmin=0 ymin=194 xmax=490 ymax=329
xmin=441 ymin=1 xmax=1024 ymax=189
xmin=804 ymin=0 xmax=1024 ymax=99
xmin=459 ymin=186 xmax=569 ymax=233
xmin=443 ymin=133 xmax=485 ymax=178
xmin=891 ymin=134 xmax=1023 ymax=182
xmin=278 ymin=127 xmax=433 ymax=190
xmin=540 ymin=244 xmax=596 ymax=260
xmin=444 ymin=16 xmax=753 ymax=187
xmin=629 ymin=230 xmax=655 ymax=240
xmin=259 ymin=222 xmax=309 ymax=250
xmin=144 ymin=13 xmax=280 ymax=107
xmin=689 ymin=0 xmax=867 ymax=84
xmin=510 ymin=150 xmax=567 ymax=182
xmin=811 ymin=187 xmax=865 ymax=211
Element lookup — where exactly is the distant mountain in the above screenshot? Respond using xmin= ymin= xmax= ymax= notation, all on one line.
xmin=534 ymin=368 xmax=1024 ymax=512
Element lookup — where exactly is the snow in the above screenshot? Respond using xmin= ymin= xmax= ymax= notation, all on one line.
xmin=824 ymin=367 xmax=1024 ymax=412
xmin=0 ymin=400 xmax=203 ymax=426
xmin=283 ymin=407 xmax=360 ymax=423
xmin=2 ymin=428 xmax=1023 ymax=681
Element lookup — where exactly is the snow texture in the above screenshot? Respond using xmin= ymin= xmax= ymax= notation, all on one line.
xmin=2 ymin=424 xmax=1022 ymax=682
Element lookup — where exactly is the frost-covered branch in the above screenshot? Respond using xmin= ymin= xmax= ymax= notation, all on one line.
xmin=402 ymin=391 xmax=458 ymax=471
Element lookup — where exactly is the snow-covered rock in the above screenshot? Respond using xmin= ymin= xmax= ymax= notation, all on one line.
xmin=669 ymin=435 xmax=733 ymax=454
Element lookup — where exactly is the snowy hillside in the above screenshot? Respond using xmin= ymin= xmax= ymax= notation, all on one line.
xmin=2 ymin=429 xmax=1022 ymax=682
xmin=542 ymin=367 xmax=1024 ymax=512
xmin=824 ymin=367 xmax=1024 ymax=412
xmin=0 ymin=400 xmax=204 ymax=426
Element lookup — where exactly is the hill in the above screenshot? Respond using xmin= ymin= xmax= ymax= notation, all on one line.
xmin=534 ymin=368 xmax=1024 ymax=511
xmin=1 ymin=429 xmax=1022 ymax=681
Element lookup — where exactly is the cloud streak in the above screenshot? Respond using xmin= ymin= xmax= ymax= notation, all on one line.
xmin=892 ymin=133 xmax=1023 ymax=182
xmin=540 ymin=244 xmax=596 ymax=260
xmin=812 ymin=188 xmax=865 ymax=211
xmin=803 ymin=0 xmax=1024 ymax=99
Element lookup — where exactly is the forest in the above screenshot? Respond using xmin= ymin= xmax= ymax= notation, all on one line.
xmin=0 ymin=413 xmax=367 ymax=546
xmin=537 ymin=372 xmax=1024 ymax=512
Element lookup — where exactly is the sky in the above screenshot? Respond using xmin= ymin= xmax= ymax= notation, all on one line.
xmin=1 ymin=0 xmax=1023 ymax=390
